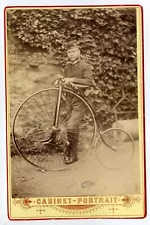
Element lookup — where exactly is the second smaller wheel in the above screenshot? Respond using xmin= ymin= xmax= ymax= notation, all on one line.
xmin=95 ymin=128 xmax=135 ymax=169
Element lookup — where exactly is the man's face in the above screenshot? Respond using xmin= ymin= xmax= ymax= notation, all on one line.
xmin=67 ymin=47 xmax=80 ymax=62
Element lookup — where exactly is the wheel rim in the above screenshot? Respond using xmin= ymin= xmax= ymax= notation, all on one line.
xmin=95 ymin=128 xmax=135 ymax=170
xmin=12 ymin=88 xmax=96 ymax=171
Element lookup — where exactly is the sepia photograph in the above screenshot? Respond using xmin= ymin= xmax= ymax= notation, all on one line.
xmin=6 ymin=5 xmax=145 ymax=219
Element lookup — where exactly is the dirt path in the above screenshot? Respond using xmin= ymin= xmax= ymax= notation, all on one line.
xmin=11 ymin=141 xmax=140 ymax=198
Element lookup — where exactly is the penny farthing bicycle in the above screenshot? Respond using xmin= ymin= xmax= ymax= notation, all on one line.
xmin=12 ymin=77 xmax=135 ymax=171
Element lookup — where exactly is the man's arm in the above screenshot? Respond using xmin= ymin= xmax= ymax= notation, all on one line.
xmin=65 ymin=63 xmax=93 ymax=86
xmin=73 ymin=63 xmax=93 ymax=86
xmin=71 ymin=77 xmax=92 ymax=86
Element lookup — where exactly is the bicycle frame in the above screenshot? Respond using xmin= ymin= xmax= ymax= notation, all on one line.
xmin=41 ymin=84 xmax=64 ymax=144
xmin=53 ymin=84 xmax=63 ymax=128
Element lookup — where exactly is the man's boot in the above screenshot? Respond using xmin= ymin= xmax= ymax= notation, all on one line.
xmin=64 ymin=129 xmax=79 ymax=164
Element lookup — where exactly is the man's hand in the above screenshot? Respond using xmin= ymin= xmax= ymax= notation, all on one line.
xmin=54 ymin=74 xmax=64 ymax=86
xmin=54 ymin=77 xmax=74 ymax=86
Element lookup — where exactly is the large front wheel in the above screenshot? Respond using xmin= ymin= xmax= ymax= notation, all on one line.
xmin=12 ymin=88 xmax=96 ymax=171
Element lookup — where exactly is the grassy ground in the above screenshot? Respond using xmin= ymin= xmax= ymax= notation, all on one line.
xmin=11 ymin=141 xmax=140 ymax=198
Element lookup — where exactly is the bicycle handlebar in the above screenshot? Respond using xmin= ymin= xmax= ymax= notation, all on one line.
xmin=56 ymin=77 xmax=89 ymax=89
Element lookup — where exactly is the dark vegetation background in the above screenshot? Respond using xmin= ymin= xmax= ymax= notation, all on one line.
xmin=7 ymin=7 xmax=138 ymax=129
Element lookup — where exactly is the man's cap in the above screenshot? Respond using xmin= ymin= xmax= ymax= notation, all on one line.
xmin=66 ymin=41 xmax=80 ymax=50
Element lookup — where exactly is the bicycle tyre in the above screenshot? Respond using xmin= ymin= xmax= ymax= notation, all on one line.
xmin=12 ymin=87 xmax=97 ymax=171
xmin=95 ymin=127 xmax=135 ymax=169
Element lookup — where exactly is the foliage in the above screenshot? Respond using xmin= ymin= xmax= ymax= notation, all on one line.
xmin=7 ymin=8 xmax=138 ymax=128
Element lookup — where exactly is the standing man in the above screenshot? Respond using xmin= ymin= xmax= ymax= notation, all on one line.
xmin=56 ymin=42 xmax=93 ymax=164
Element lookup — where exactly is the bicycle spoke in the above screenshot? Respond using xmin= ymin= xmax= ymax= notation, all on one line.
xmin=61 ymin=109 xmax=86 ymax=127
xmin=28 ymin=98 xmax=48 ymax=122
xmin=32 ymin=97 xmax=51 ymax=123
xmin=58 ymin=97 xmax=87 ymax=127
xmin=27 ymin=130 xmax=48 ymax=137
xmin=58 ymin=111 xmax=71 ymax=127
xmin=41 ymin=92 xmax=53 ymax=120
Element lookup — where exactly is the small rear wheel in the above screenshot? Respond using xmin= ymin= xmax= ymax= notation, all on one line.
xmin=95 ymin=128 xmax=135 ymax=169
